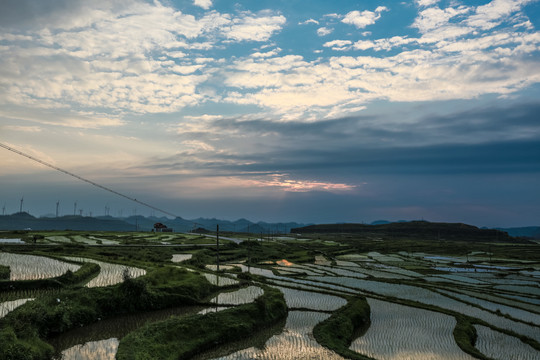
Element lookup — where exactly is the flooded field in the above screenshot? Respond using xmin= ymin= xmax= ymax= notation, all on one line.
xmin=350 ymin=298 xmax=474 ymax=360
xmin=50 ymin=306 xmax=206 ymax=359
xmin=1 ymin=230 xmax=539 ymax=359
xmin=210 ymin=311 xmax=344 ymax=360
xmin=0 ymin=298 xmax=33 ymax=318
xmin=0 ymin=252 xmax=80 ymax=280
xmin=63 ymin=257 xmax=145 ymax=287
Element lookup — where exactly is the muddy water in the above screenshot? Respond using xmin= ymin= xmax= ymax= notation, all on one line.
xmin=49 ymin=306 xmax=205 ymax=359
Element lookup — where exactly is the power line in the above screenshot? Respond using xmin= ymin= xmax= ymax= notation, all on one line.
xmin=0 ymin=142 xmax=182 ymax=220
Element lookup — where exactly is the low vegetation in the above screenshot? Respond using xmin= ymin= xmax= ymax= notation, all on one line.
xmin=0 ymin=265 xmax=9 ymax=280
xmin=453 ymin=315 xmax=488 ymax=360
xmin=313 ymin=296 xmax=373 ymax=360
xmin=0 ymin=262 xmax=100 ymax=291
xmin=116 ymin=286 xmax=287 ymax=360
xmin=1 ymin=225 xmax=539 ymax=359
xmin=0 ymin=267 xmax=219 ymax=359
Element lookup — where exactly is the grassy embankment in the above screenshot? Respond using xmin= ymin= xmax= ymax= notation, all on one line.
xmin=0 ymin=265 xmax=9 ymax=280
xmin=0 ymin=262 xmax=100 ymax=291
xmin=0 ymin=267 xmax=220 ymax=360
xmin=313 ymin=296 xmax=374 ymax=360
xmin=185 ymin=240 xmax=315 ymax=269
xmin=116 ymin=286 xmax=287 ymax=360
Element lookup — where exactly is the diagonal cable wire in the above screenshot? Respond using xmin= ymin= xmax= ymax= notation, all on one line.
xmin=0 ymin=141 xmax=187 ymax=221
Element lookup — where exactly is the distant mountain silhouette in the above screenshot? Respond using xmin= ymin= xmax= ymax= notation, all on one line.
xmin=0 ymin=212 xmax=307 ymax=233
xmin=497 ymin=226 xmax=540 ymax=239
xmin=291 ymin=220 xmax=531 ymax=243
xmin=370 ymin=220 xmax=390 ymax=225
xmin=0 ymin=212 xmax=134 ymax=231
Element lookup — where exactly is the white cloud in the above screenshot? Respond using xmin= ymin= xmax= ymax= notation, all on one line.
xmin=317 ymin=27 xmax=333 ymax=36
xmin=223 ymin=11 xmax=286 ymax=42
xmin=342 ymin=7 xmax=388 ymax=29
xmin=181 ymin=139 xmax=215 ymax=152
xmin=3 ymin=125 xmax=42 ymax=133
xmin=222 ymin=13 xmax=540 ymax=118
xmin=415 ymin=0 xmax=440 ymax=7
xmin=1 ymin=0 xmax=539 ymax=123
xmin=323 ymin=40 xmax=353 ymax=49
xmin=246 ymin=174 xmax=357 ymax=192
xmin=251 ymin=48 xmax=282 ymax=58
xmin=299 ymin=18 xmax=319 ymax=25
xmin=0 ymin=108 xmax=125 ymax=129
xmin=193 ymin=0 xmax=212 ymax=10
xmin=413 ymin=6 xmax=471 ymax=34
xmin=467 ymin=0 xmax=535 ymax=30
xmin=0 ymin=2 xmax=289 ymax=118
xmin=353 ymin=36 xmax=417 ymax=51
xmin=323 ymin=13 xmax=341 ymax=19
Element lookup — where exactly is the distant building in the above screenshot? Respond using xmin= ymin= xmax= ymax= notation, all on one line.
xmin=153 ymin=222 xmax=173 ymax=232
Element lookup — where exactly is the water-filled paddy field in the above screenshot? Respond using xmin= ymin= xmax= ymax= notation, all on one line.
xmin=1 ymin=231 xmax=539 ymax=359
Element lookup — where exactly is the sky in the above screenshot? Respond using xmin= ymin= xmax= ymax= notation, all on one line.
xmin=0 ymin=0 xmax=539 ymax=227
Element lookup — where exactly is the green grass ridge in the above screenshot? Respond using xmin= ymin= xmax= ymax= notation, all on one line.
xmin=0 ymin=262 xmax=100 ymax=292
xmin=312 ymin=296 xmax=375 ymax=360
xmin=0 ymin=267 xmax=218 ymax=360
xmin=0 ymin=265 xmax=9 ymax=280
xmin=116 ymin=285 xmax=287 ymax=360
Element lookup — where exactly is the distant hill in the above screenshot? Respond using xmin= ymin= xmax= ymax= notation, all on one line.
xmin=498 ymin=226 xmax=540 ymax=239
xmin=0 ymin=212 xmax=307 ymax=233
xmin=291 ymin=221 xmax=529 ymax=243
xmin=0 ymin=213 xmax=134 ymax=231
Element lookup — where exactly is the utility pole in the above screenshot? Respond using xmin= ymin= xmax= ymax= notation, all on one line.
xmin=247 ymin=240 xmax=251 ymax=271
xmin=216 ymin=224 xmax=220 ymax=272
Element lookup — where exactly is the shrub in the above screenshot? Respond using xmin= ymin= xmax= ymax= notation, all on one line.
xmin=117 ymin=286 xmax=287 ymax=360
xmin=0 ymin=265 xmax=9 ymax=280
xmin=0 ymin=266 xmax=218 ymax=359
xmin=313 ymin=296 xmax=374 ymax=360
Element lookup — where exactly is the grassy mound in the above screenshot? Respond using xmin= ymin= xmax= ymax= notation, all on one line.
xmin=116 ymin=286 xmax=287 ymax=360
xmin=0 ymin=267 xmax=218 ymax=360
xmin=0 ymin=262 xmax=100 ymax=291
xmin=313 ymin=296 xmax=374 ymax=360
xmin=0 ymin=265 xmax=9 ymax=280
xmin=453 ymin=315 xmax=489 ymax=360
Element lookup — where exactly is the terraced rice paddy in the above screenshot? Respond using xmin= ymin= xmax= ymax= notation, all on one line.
xmin=51 ymin=306 xmax=206 ymax=359
xmin=211 ymin=311 xmax=344 ymax=360
xmin=1 ymin=231 xmax=539 ymax=359
xmin=0 ymin=252 xmax=80 ymax=280
xmin=171 ymin=254 xmax=192 ymax=262
xmin=58 ymin=338 xmax=118 ymax=360
xmin=437 ymin=289 xmax=540 ymax=324
xmin=474 ymin=325 xmax=540 ymax=360
xmin=203 ymin=273 xmax=239 ymax=286
xmin=63 ymin=257 xmax=145 ymax=287
xmin=0 ymin=298 xmax=33 ymax=318
xmin=229 ymin=257 xmax=533 ymax=358
xmin=350 ymin=298 xmax=475 ymax=360
xmin=274 ymin=286 xmax=346 ymax=311
xmin=210 ymin=286 xmax=264 ymax=305
xmin=0 ymin=238 xmax=24 ymax=244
